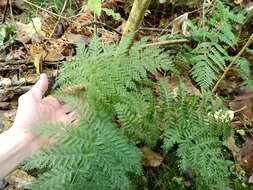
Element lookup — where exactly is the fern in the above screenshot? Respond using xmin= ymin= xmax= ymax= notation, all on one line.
xmin=162 ymin=87 xmax=231 ymax=190
xmin=24 ymin=34 xmax=175 ymax=189
xmin=24 ymin=100 xmax=141 ymax=190
xmin=24 ymin=30 xmax=233 ymax=189
xmin=56 ymin=34 xmax=173 ymax=146
xmin=186 ymin=0 xmax=246 ymax=91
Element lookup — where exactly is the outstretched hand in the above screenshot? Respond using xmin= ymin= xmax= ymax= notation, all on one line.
xmin=0 ymin=74 xmax=75 ymax=179
xmin=11 ymin=73 xmax=74 ymax=149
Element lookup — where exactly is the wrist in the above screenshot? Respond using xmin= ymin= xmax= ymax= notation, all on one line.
xmin=8 ymin=125 xmax=44 ymax=152
xmin=7 ymin=127 xmax=35 ymax=153
xmin=0 ymin=127 xmax=36 ymax=179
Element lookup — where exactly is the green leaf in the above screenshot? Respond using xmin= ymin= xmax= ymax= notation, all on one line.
xmin=102 ymin=8 xmax=121 ymax=21
xmin=88 ymin=0 xmax=102 ymax=16
xmin=159 ymin=0 xmax=167 ymax=3
xmin=236 ymin=129 xmax=246 ymax=136
xmin=246 ymin=48 xmax=253 ymax=54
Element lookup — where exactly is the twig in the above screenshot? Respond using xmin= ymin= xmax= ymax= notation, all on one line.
xmin=80 ymin=21 xmax=122 ymax=36
xmin=212 ymin=33 xmax=253 ymax=93
xmin=94 ymin=13 xmax=98 ymax=36
xmin=139 ymin=27 xmax=171 ymax=33
xmin=8 ymin=0 xmax=15 ymax=22
xmin=0 ymin=86 xmax=32 ymax=95
xmin=142 ymin=39 xmax=190 ymax=48
xmin=0 ymin=59 xmax=33 ymax=65
xmin=23 ymin=0 xmax=121 ymax=37
xmin=49 ymin=0 xmax=68 ymax=38
xmin=2 ymin=0 xmax=9 ymax=24
xmin=23 ymin=0 xmax=69 ymax=20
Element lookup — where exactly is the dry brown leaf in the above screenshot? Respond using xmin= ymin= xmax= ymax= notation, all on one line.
xmin=229 ymin=93 xmax=253 ymax=120
xmin=141 ymin=146 xmax=164 ymax=167
xmin=16 ymin=18 xmax=45 ymax=43
xmin=33 ymin=54 xmax=43 ymax=74
xmin=28 ymin=43 xmax=65 ymax=62
xmin=65 ymin=33 xmax=89 ymax=45
xmin=234 ymin=0 xmax=253 ymax=10
xmin=5 ymin=169 xmax=35 ymax=189
xmin=224 ymin=135 xmax=240 ymax=158
xmin=238 ymin=138 xmax=253 ymax=172
xmin=171 ymin=13 xmax=189 ymax=36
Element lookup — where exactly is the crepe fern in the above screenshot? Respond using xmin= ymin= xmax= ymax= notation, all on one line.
xmin=162 ymin=85 xmax=231 ymax=189
xmin=24 ymin=33 xmax=232 ymax=189
xmin=23 ymin=34 xmax=174 ymax=189
xmin=185 ymin=0 xmax=246 ymax=90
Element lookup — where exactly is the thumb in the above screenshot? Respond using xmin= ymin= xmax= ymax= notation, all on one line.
xmin=29 ymin=73 xmax=49 ymax=100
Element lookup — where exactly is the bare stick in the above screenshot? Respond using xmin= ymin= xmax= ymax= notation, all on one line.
xmin=80 ymin=21 xmax=122 ymax=36
xmin=212 ymin=33 xmax=253 ymax=93
xmin=142 ymin=39 xmax=190 ymax=48
xmin=2 ymin=0 xmax=9 ymax=24
xmin=139 ymin=27 xmax=171 ymax=33
xmin=49 ymin=0 xmax=68 ymax=38
xmin=23 ymin=0 xmax=69 ymax=20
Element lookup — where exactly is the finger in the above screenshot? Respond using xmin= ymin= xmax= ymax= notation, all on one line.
xmin=29 ymin=73 xmax=49 ymax=100
xmin=60 ymin=104 xmax=70 ymax=114
xmin=67 ymin=112 xmax=76 ymax=123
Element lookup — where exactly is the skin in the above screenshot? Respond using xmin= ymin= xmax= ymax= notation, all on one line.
xmin=0 ymin=73 xmax=74 ymax=179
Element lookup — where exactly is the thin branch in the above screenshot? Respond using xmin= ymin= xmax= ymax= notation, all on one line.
xmin=212 ymin=33 xmax=253 ymax=93
xmin=23 ymin=0 xmax=121 ymax=37
xmin=80 ymin=21 xmax=122 ymax=36
xmin=142 ymin=39 xmax=190 ymax=48
xmin=139 ymin=27 xmax=171 ymax=33
xmin=2 ymin=0 xmax=9 ymax=24
xmin=23 ymin=0 xmax=69 ymax=20
xmin=49 ymin=0 xmax=68 ymax=38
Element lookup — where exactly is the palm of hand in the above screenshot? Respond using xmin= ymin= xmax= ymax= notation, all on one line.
xmin=12 ymin=74 xmax=74 ymax=134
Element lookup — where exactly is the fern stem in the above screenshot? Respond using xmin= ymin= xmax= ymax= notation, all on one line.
xmin=212 ymin=33 xmax=253 ymax=93
xmin=142 ymin=39 xmax=190 ymax=48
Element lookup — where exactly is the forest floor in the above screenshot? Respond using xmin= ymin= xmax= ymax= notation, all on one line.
xmin=0 ymin=0 xmax=253 ymax=189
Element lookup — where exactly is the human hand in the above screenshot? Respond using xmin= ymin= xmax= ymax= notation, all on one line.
xmin=11 ymin=73 xmax=74 ymax=149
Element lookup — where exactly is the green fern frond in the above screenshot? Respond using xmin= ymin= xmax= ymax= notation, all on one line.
xmin=163 ymin=92 xmax=230 ymax=189
xmin=187 ymin=0 xmax=246 ymax=91
xmin=24 ymin=111 xmax=141 ymax=190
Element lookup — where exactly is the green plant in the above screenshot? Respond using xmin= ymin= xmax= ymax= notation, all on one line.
xmin=29 ymin=0 xmax=76 ymax=15
xmin=183 ymin=0 xmax=246 ymax=91
xmin=0 ymin=23 xmax=16 ymax=49
xmin=23 ymin=104 xmax=142 ymax=190
xmin=87 ymin=0 xmax=121 ymax=20
xmin=22 ymin=33 xmax=233 ymax=190
xmin=162 ymin=86 xmax=231 ymax=189
xmin=23 ymin=34 xmax=173 ymax=189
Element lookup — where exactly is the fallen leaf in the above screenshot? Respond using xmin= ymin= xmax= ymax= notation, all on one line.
xmin=16 ymin=17 xmax=45 ymax=43
xmin=224 ymin=135 xmax=240 ymax=158
xmin=239 ymin=137 xmax=253 ymax=172
xmin=141 ymin=146 xmax=164 ymax=167
xmin=28 ymin=43 xmax=65 ymax=62
xmin=248 ymin=174 xmax=253 ymax=183
xmin=5 ymin=169 xmax=35 ymax=189
xmin=65 ymin=33 xmax=89 ymax=44
xmin=229 ymin=92 xmax=253 ymax=120
xmin=33 ymin=54 xmax=42 ymax=74
xmin=0 ymin=78 xmax=12 ymax=87
xmin=235 ymin=0 xmax=253 ymax=10
xmin=171 ymin=13 xmax=190 ymax=36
